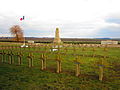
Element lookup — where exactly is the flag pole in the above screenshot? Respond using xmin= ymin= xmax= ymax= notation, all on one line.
xmin=23 ymin=16 xmax=25 ymax=45
xmin=24 ymin=34 xmax=25 ymax=45
xmin=20 ymin=16 xmax=27 ymax=47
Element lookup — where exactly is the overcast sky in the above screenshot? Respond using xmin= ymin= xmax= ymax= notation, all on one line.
xmin=0 ymin=0 xmax=120 ymax=38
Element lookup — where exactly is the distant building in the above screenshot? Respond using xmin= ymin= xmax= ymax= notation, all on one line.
xmin=101 ymin=40 xmax=118 ymax=45
xmin=28 ymin=41 xmax=34 ymax=43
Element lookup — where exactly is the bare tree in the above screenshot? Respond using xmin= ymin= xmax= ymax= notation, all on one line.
xmin=10 ymin=25 xmax=24 ymax=42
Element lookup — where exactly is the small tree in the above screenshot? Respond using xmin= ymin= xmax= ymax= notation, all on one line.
xmin=10 ymin=25 xmax=24 ymax=42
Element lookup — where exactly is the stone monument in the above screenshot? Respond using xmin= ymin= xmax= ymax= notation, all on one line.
xmin=53 ymin=28 xmax=62 ymax=44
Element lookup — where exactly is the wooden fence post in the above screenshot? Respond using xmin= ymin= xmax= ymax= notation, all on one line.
xmin=99 ymin=65 xmax=104 ymax=81
xmin=40 ymin=53 xmax=47 ymax=70
xmin=9 ymin=53 xmax=12 ymax=64
xmin=74 ymin=56 xmax=82 ymax=77
xmin=43 ymin=55 xmax=46 ymax=70
xmin=82 ymin=47 xmax=85 ymax=57
xmin=7 ymin=51 xmax=11 ymax=64
xmin=1 ymin=50 xmax=5 ymax=63
xmin=59 ymin=60 xmax=62 ymax=73
xmin=96 ymin=57 xmax=109 ymax=81
xmin=57 ymin=60 xmax=61 ymax=73
xmin=92 ymin=47 xmax=96 ymax=58
xmin=76 ymin=63 xmax=80 ymax=76
xmin=17 ymin=52 xmax=23 ymax=65
xmin=7 ymin=51 xmax=10 ymax=64
xmin=9 ymin=51 xmax=14 ymax=64
xmin=18 ymin=56 xmax=22 ymax=65
xmin=28 ymin=53 xmax=33 ymax=68
xmin=1 ymin=50 xmax=4 ymax=63
xmin=3 ymin=51 xmax=6 ymax=63
xmin=41 ymin=58 xmax=44 ymax=70
xmin=0 ymin=51 xmax=2 ymax=63
xmin=56 ymin=54 xmax=62 ymax=73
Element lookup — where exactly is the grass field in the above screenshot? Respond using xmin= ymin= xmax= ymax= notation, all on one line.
xmin=0 ymin=42 xmax=120 ymax=90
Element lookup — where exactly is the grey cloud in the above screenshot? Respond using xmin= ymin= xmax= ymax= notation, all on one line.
xmin=105 ymin=13 xmax=120 ymax=24
xmin=1 ymin=13 xmax=120 ymax=38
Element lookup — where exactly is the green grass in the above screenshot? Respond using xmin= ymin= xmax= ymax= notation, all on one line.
xmin=0 ymin=43 xmax=120 ymax=90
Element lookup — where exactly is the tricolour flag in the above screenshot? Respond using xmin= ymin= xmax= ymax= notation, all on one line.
xmin=20 ymin=16 xmax=25 ymax=21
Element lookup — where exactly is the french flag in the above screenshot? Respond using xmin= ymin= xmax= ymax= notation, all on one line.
xmin=20 ymin=16 xmax=25 ymax=21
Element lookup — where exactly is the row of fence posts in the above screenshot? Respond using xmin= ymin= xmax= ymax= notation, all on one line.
xmin=0 ymin=45 xmax=108 ymax=81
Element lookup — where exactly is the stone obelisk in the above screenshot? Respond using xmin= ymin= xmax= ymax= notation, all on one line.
xmin=53 ymin=28 xmax=62 ymax=44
